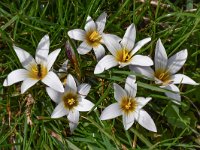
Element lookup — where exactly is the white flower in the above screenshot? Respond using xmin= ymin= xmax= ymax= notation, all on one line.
xmin=94 ymin=24 xmax=153 ymax=74
xmin=130 ymin=39 xmax=198 ymax=103
xmin=3 ymin=35 xmax=64 ymax=94
xmin=68 ymin=12 xmax=120 ymax=60
xmin=100 ymin=75 xmax=157 ymax=132
xmin=47 ymin=74 xmax=94 ymax=133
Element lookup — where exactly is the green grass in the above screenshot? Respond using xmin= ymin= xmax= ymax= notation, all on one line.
xmin=1 ymin=0 xmax=200 ymax=149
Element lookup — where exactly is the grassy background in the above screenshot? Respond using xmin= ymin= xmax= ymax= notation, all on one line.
xmin=1 ymin=0 xmax=200 ymax=149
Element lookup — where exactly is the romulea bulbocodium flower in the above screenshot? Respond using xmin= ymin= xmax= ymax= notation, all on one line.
xmin=130 ymin=39 xmax=198 ymax=102
xmin=3 ymin=35 xmax=64 ymax=94
xmin=94 ymin=23 xmax=153 ymax=74
xmin=100 ymin=75 xmax=157 ymax=132
xmin=48 ymin=74 xmax=94 ymax=133
xmin=68 ymin=12 xmax=120 ymax=60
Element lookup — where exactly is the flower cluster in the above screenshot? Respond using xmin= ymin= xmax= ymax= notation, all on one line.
xmin=3 ymin=12 xmax=198 ymax=133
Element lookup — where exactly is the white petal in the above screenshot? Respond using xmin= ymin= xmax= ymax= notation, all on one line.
xmin=114 ymin=83 xmax=127 ymax=102
xmin=69 ymin=122 xmax=78 ymax=133
xmin=136 ymin=110 xmax=157 ymax=132
xmin=129 ymin=66 xmax=154 ymax=79
xmin=67 ymin=109 xmax=79 ymax=124
xmin=125 ymin=75 xmax=137 ymax=97
xmin=51 ymin=102 xmax=68 ymax=118
xmin=162 ymin=84 xmax=181 ymax=103
xmin=76 ymin=98 xmax=94 ymax=112
xmin=101 ymin=33 xmax=121 ymax=44
xmin=154 ymin=78 xmax=163 ymax=85
xmin=59 ymin=60 xmax=69 ymax=73
xmin=58 ymin=60 xmax=68 ymax=78
xmin=68 ymin=29 xmax=86 ymax=41
xmin=78 ymin=83 xmax=91 ymax=98
xmin=13 ymin=45 xmax=36 ymax=70
xmin=136 ymin=97 xmax=152 ymax=109
xmin=46 ymin=87 xmax=62 ymax=103
xmin=84 ymin=16 xmax=96 ymax=33
xmin=172 ymin=74 xmax=198 ymax=85
xmin=118 ymin=61 xmax=131 ymax=68
xmin=154 ymin=39 xmax=168 ymax=71
xmin=77 ymin=42 xmax=92 ymax=55
xmin=122 ymin=112 xmax=135 ymax=130
xmin=121 ymin=24 xmax=136 ymax=50
xmin=94 ymin=55 xmax=118 ymax=74
xmin=47 ymin=49 xmax=61 ymax=71
xmin=131 ymin=37 xmax=151 ymax=55
xmin=126 ymin=74 xmax=136 ymax=83
xmin=35 ymin=35 xmax=50 ymax=63
xmin=130 ymin=55 xmax=153 ymax=66
xmin=96 ymin=12 xmax=107 ymax=33
xmin=21 ymin=78 xmax=38 ymax=94
xmin=102 ymin=34 xmax=122 ymax=56
xmin=93 ymin=44 xmax=105 ymax=61
xmin=3 ymin=69 xmax=28 ymax=86
xmin=167 ymin=49 xmax=188 ymax=74
xmin=64 ymin=74 xmax=77 ymax=93
xmin=100 ymin=103 xmax=122 ymax=120
xmin=42 ymin=71 xmax=64 ymax=92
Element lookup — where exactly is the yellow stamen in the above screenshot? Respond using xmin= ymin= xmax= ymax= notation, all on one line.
xmin=154 ymin=69 xmax=172 ymax=85
xmin=116 ymin=48 xmax=131 ymax=63
xmin=86 ymin=30 xmax=102 ymax=47
xmin=62 ymin=92 xmax=78 ymax=110
xmin=120 ymin=97 xmax=137 ymax=114
xmin=159 ymin=73 xmax=165 ymax=80
xmin=89 ymin=31 xmax=101 ymax=41
xmin=125 ymin=101 xmax=131 ymax=109
xmin=67 ymin=98 xmax=75 ymax=105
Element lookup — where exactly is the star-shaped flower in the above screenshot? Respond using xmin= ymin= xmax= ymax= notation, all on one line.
xmin=130 ymin=39 xmax=198 ymax=103
xmin=3 ymin=35 xmax=64 ymax=94
xmin=47 ymin=74 xmax=94 ymax=133
xmin=94 ymin=24 xmax=153 ymax=74
xmin=100 ymin=75 xmax=157 ymax=132
xmin=68 ymin=12 xmax=120 ymax=60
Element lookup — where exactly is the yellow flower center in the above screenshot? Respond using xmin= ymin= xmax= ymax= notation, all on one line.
xmin=154 ymin=69 xmax=172 ymax=85
xmin=125 ymin=101 xmax=132 ymax=109
xmin=120 ymin=97 xmax=137 ymax=114
xmin=116 ymin=48 xmax=132 ymax=63
xmin=29 ymin=64 xmax=47 ymax=80
xmin=62 ymin=92 xmax=78 ymax=110
xmin=67 ymin=98 xmax=76 ymax=105
xmin=86 ymin=30 xmax=102 ymax=47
